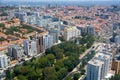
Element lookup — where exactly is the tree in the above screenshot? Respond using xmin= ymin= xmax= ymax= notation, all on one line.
xmin=69 ymin=56 xmax=79 ymax=66
xmin=80 ymin=69 xmax=86 ymax=75
xmin=23 ymin=61 xmax=30 ymax=66
xmin=86 ymin=42 xmax=91 ymax=48
xmin=81 ymin=32 xmax=87 ymax=37
xmin=46 ymin=54 xmax=55 ymax=65
xmin=19 ymin=66 xmax=32 ymax=75
xmin=110 ymin=32 xmax=117 ymax=42
xmin=110 ymin=74 xmax=120 ymax=80
xmin=5 ymin=27 xmax=21 ymax=35
xmin=55 ymin=65 xmax=62 ymax=72
xmin=55 ymin=59 xmax=64 ymax=69
xmin=38 ymin=57 xmax=51 ymax=68
xmin=30 ymin=57 xmax=36 ymax=62
xmin=59 ymin=36 xmax=65 ymax=42
xmin=63 ymin=59 xmax=74 ymax=71
xmin=79 ymin=38 xmax=86 ymax=45
xmin=81 ymin=59 xmax=87 ymax=67
xmin=56 ymin=52 xmax=63 ymax=60
xmin=0 ymin=23 xmax=5 ymax=28
xmin=6 ymin=70 xmax=13 ymax=80
xmin=28 ymin=71 xmax=39 ymax=80
xmin=17 ymin=75 xmax=27 ymax=80
xmin=7 ymin=33 xmax=95 ymax=80
xmin=79 ymin=64 xmax=84 ymax=70
xmin=14 ymin=66 xmax=20 ymax=76
xmin=73 ymin=73 xmax=80 ymax=80
xmin=86 ymin=34 xmax=95 ymax=44
xmin=80 ymin=45 xmax=86 ymax=52
xmin=45 ymin=48 xmax=52 ymax=55
xmin=65 ymin=77 xmax=74 ymax=80
xmin=22 ymin=24 xmax=34 ymax=33
xmin=51 ymin=45 xmax=63 ymax=55
xmin=56 ymin=68 xmax=68 ymax=80
xmin=42 ymin=67 xmax=57 ymax=80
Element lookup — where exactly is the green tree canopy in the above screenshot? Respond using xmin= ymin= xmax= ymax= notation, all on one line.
xmin=110 ymin=74 xmax=120 ymax=80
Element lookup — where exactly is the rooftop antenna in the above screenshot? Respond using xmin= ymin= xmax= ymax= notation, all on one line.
xmin=56 ymin=4 xmax=60 ymax=25
xmin=18 ymin=3 xmax=20 ymax=18
xmin=18 ymin=0 xmax=21 ymax=12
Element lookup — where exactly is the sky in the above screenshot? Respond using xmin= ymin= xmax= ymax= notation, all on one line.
xmin=0 ymin=0 xmax=119 ymax=6
xmin=1 ymin=0 xmax=120 ymax=2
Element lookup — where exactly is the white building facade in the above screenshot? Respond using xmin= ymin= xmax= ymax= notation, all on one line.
xmin=43 ymin=35 xmax=54 ymax=50
xmin=87 ymin=59 xmax=103 ymax=80
xmin=0 ymin=54 xmax=9 ymax=68
xmin=23 ymin=39 xmax=37 ymax=57
xmin=64 ymin=26 xmax=81 ymax=41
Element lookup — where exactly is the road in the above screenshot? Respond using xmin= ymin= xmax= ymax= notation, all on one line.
xmin=62 ymin=42 xmax=99 ymax=80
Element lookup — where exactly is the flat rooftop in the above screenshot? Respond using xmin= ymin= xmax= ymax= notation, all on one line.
xmin=88 ymin=58 xmax=104 ymax=67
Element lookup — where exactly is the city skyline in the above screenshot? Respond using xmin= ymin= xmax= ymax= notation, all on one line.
xmin=1 ymin=0 xmax=119 ymax=6
xmin=1 ymin=0 xmax=120 ymax=2
xmin=0 ymin=0 xmax=120 ymax=79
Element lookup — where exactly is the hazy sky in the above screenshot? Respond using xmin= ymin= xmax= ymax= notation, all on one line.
xmin=2 ymin=0 xmax=120 ymax=2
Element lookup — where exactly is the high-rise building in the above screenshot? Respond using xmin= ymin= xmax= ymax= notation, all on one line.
xmin=87 ymin=26 xmax=95 ymax=36
xmin=26 ymin=11 xmax=39 ymax=18
xmin=14 ymin=10 xmax=40 ymax=22
xmin=37 ymin=17 xmax=52 ymax=28
xmin=0 ymin=54 xmax=9 ymax=68
xmin=36 ymin=36 xmax=45 ymax=53
xmin=14 ymin=12 xmax=27 ymax=22
xmin=87 ymin=59 xmax=104 ymax=80
xmin=87 ymin=43 xmax=113 ymax=80
xmin=8 ymin=44 xmax=24 ymax=60
xmin=77 ymin=25 xmax=95 ymax=36
xmin=94 ymin=53 xmax=111 ymax=79
xmin=23 ymin=39 xmax=37 ymax=57
xmin=64 ymin=26 xmax=81 ymax=41
xmin=43 ymin=35 xmax=54 ymax=49
xmin=22 ymin=15 xmax=28 ymax=23
xmin=49 ymin=28 xmax=59 ymax=43
xmin=95 ymin=44 xmax=113 ymax=70
xmin=115 ymin=35 xmax=120 ymax=44
xmin=111 ymin=54 xmax=120 ymax=74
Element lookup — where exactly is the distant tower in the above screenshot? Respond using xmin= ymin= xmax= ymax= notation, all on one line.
xmin=18 ymin=5 xmax=21 ymax=19
xmin=55 ymin=4 xmax=61 ymax=25
xmin=35 ymin=31 xmax=38 ymax=39
xmin=19 ymin=6 xmax=21 ymax=11
xmin=55 ymin=4 xmax=58 ymax=17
